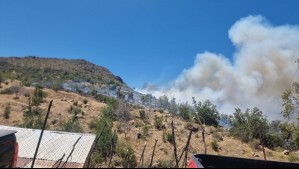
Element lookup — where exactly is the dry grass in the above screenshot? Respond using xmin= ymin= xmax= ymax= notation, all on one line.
xmin=0 ymin=80 xmax=106 ymax=132
xmin=1 ymin=81 xmax=299 ymax=166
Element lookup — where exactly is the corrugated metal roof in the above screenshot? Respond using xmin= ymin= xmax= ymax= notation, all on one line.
xmin=0 ymin=125 xmax=96 ymax=168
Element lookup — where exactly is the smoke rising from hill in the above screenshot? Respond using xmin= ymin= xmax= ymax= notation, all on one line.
xmin=139 ymin=15 xmax=299 ymax=119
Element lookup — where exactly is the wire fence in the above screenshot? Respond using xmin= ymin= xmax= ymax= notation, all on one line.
xmin=91 ymin=119 xmax=207 ymax=168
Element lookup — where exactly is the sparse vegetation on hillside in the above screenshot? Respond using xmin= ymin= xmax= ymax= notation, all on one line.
xmin=21 ymin=97 xmax=44 ymax=129
xmin=32 ymin=86 xmax=48 ymax=106
xmin=0 ymin=56 xmax=124 ymax=88
xmin=3 ymin=103 xmax=11 ymax=119
xmin=0 ymin=73 xmax=3 ymax=88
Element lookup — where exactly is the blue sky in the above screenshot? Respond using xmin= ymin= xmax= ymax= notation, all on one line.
xmin=1 ymin=0 xmax=299 ymax=88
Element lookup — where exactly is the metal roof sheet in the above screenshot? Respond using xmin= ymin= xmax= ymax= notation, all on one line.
xmin=0 ymin=125 xmax=96 ymax=168
xmin=0 ymin=129 xmax=17 ymax=138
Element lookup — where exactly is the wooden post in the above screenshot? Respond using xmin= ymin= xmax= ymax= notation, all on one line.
xmin=172 ymin=121 xmax=179 ymax=168
xmin=31 ymin=100 xmax=53 ymax=168
xmin=179 ymin=130 xmax=193 ymax=162
xmin=193 ymin=117 xmax=207 ymax=154
xmin=149 ymin=139 xmax=158 ymax=168
xmin=138 ymin=142 xmax=147 ymax=168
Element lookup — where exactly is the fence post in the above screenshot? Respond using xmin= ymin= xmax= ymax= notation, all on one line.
xmin=149 ymin=139 xmax=158 ymax=168
xmin=31 ymin=100 xmax=53 ymax=168
xmin=171 ymin=121 xmax=179 ymax=168
xmin=138 ymin=142 xmax=147 ymax=168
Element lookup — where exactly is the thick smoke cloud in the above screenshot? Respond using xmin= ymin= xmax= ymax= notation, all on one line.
xmin=139 ymin=15 xmax=299 ymax=119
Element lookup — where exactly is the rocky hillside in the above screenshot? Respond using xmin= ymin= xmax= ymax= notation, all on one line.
xmin=0 ymin=56 xmax=157 ymax=107
xmin=0 ymin=56 xmax=124 ymax=86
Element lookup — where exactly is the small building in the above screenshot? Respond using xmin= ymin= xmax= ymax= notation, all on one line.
xmin=0 ymin=125 xmax=96 ymax=168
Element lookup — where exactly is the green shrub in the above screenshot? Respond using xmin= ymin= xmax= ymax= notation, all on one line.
xmin=63 ymin=118 xmax=83 ymax=133
xmin=24 ymin=92 xmax=30 ymax=97
xmin=83 ymin=99 xmax=88 ymax=104
xmin=89 ymin=118 xmax=98 ymax=130
xmin=139 ymin=109 xmax=146 ymax=119
xmin=157 ymin=159 xmax=174 ymax=168
xmin=89 ymin=152 xmax=103 ymax=168
xmin=211 ymin=140 xmax=219 ymax=152
xmin=142 ymin=124 xmax=149 ymax=139
xmin=32 ymin=86 xmax=47 ymax=106
xmin=212 ymin=132 xmax=223 ymax=142
xmin=162 ymin=131 xmax=173 ymax=144
xmin=117 ymin=141 xmax=137 ymax=168
xmin=154 ymin=115 xmax=164 ymax=130
xmin=22 ymin=107 xmax=44 ymax=129
xmin=93 ymin=112 xmax=116 ymax=162
xmin=51 ymin=82 xmax=62 ymax=92
xmin=3 ymin=103 xmax=11 ymax=119
xmin=0 ymin=87 xmax=14 ymax=94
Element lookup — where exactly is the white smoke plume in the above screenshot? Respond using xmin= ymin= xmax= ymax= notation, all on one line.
xmin=139 ymin=15 xmax=299 ymax=120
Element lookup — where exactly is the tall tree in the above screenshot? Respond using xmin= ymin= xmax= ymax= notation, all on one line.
xmin=193 ymin=99 xmax=220 ymax=126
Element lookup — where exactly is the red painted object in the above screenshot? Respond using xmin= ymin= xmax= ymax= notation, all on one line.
xmin=12 ymin=143 xmax=19 ymax=168
xmin=0 ymin=130 xmax=18 ymax=168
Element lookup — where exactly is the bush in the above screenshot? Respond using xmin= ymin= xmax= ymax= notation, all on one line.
xmin=157 ymin=159 xmax=174 ymax=168
xmin=139 ymin=109 xmax=146 ymax=119
xmin=51 ymin=82 xmax=62 ymax=92
xmin=154 ymin=115 xmax=164 ymax=130
xmin=3 ymin=103 xmax=11 ymax=119
xmin=142 ymin=124 xmax=149 ymax=139
xmin=22 ymin=107 xmax=44 ymax=129
xmin=93 ymin=113 xmax=116 ymax=162
xmin=158 ymin=109 xmax=164 ymax=114
xmin=63 ymin=118 xmax=83 ymax=133
xmin=0 ymin=87 xmax=14 ymax=94
xmin=264 ymin=133 xmax=284 ymax=149
xmin=89 ymin=152 xmax=103 ymax=168
xmin=211 ymin=140 xmax=219 ymax=152
xmin=117 ymin=141 xmax=137 ymax=168
xmin=212 ymin=132 xmax=223 ymax=142
xmin=32 ymin=86 xmax=47 ymax=106
xmin=89 ymin=118 xmax=98 ymax=130
xmin=24 ymin=92 xmax=30 ymax=97
xmin=162 ymin=131 xmax=173 ymax=144
xmin=83 ymin=99 xmax=88 ymax=104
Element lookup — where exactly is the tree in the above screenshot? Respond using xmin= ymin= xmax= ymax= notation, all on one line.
xmin=95 ymin=112 xmax=116 ymax=162
xmin=22 ymin=97 xmax=44 ymax=129
xmin=193 ymin=99 xmax=220 ymax=127
xmin=158 ymin=95 xmax=170 ymax=110
xmin=32 ymin=86 xmax=47 ymax=106
xmin=230 ymin=107 xmax=269 ymax=144
xmin=12 ymin=86 xmax=20 ymax=99
xmin=178 ymin=102 xmax=191 ymax=121
xmin=169 ymin=97 xmax=178 ymax=115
